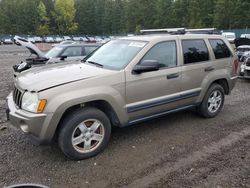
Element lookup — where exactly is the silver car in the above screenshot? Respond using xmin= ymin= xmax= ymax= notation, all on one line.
xmin=13 ymin=36 xmax=101 ymax=73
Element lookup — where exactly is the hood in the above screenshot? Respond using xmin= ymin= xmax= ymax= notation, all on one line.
xmin=234 ymin=38 xmax=250 ymax=48
xmin=14 ymin=36 xmax=46 ymax=58
xmin=16 ymin=62 xmax=115 ymax=92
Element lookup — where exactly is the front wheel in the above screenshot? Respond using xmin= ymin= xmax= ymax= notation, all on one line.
xmin=58 ymin=107 xmax=111 ymax=160
xmin=198 ymin=84 xmax=225 ymax=118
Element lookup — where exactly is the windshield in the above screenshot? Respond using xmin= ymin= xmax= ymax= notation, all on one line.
xmin=45 ymin=47 xmax=63 ymax=58
xmin=85 ymin=40 xmax=147 ymax=70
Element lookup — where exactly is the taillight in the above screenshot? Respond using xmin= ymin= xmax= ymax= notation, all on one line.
xmin=233 ymin=59 xmax=240 ymax=76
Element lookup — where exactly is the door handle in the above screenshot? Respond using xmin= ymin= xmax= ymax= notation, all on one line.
xmin=167 ymin=73 xmax=179 ymax=79
xmin=204 ymin=66 xmax=214 ymax=72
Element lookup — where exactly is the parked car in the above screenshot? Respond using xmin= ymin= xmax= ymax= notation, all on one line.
xmin=13 ymin=36 xmax=101 ymax=73
xmin=222 ymin=32 xmax=236 ymax=43
xmin=7 ymin=34 xmax=238 ymax=160
xmin=240 ymin=34 xmax=250 ymax=39
xmin=54 ymin=37 xmax=63 ymax=43
xmin=44 ymin=37 xmax=54 ymax=43
xmin=52 ymin=40 xmax=76 ymax=47
xmin=72 ymin=37 xmax=81 ymax=41
xmin=80 ymin=36 xmax=89 ymax=42
xmin=63 ymin=36 xmax=72 ymax=41
xmin=3 ymin=38 xmax=13 ymax=44
xmin=27 ymin=37 xmax=35 ymax=44
xmin=239 ymin=56 xmax=250 ymax=78
xmin=236 ymin=45 xmax=250 ymax=61
xmin=86 ymin=36 xmax=96 ymax=43
xmin=33 ymin=36 xmax=43 ymax=43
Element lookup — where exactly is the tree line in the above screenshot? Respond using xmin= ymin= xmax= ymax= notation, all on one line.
xmin=0 ymin=0 xmax=249 ymax=36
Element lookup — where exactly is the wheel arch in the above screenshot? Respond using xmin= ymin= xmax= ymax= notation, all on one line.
xmin=53 ymin=100 xmax=121 ymax=141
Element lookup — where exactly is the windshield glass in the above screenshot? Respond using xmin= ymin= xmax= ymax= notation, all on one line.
xmin=85 ymin=40 xmax=147 ymax=70
xmin=45 ymin=47 xmax=63 ymax=58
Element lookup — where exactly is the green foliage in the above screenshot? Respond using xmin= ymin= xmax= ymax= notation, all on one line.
xmin=36 ymin=1 xmax=49 ymax=35
xmin=53 ymin=0 xmax=78 ymax=34
xmin=0 ymin=0 xmax=249 ymax=35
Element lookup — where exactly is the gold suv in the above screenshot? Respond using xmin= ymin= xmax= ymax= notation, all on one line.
xmin=7 ymin=34 xmax=239 ymax=160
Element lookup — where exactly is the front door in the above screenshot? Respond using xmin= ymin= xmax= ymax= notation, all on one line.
xmin=125 ymin=41 xmax=182 ymax=121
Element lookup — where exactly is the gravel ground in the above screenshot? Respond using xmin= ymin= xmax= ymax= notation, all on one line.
xmin=0 ymin=45 xmax=250 ymax=188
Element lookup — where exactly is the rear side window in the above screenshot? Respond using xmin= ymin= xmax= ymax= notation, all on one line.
xmin=61 ymin=47 xmax=82 ymax=57
xmin=141 ymin=41 xmax=177 ymax=68
xmin=209 ymin=39 xmax=232 ymax=59
xmin=182 ymin=39 xmax=209 ymax=64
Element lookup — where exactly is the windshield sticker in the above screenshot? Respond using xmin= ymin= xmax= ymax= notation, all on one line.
xmin=129 ymin=42 xmax=146 ymax=48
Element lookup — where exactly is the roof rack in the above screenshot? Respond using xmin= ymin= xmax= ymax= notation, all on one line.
xmin=186 ymin=28 xmax=221 ymax=35
xmin=140 ymin=28 xmax=186 ymax=35
xmin=140 ymin=28 xmax=221 ymax=35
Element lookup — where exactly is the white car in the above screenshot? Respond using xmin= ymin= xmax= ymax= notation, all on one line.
xmin=63 ymin=36 xmax=72 ymax=41
xmin=27 ymin=37 xmax=35 ymax=44
xmin=3 ymin=38 xmax=13 ymax=44
xmin=222 ymin=32 xmax=236 ymax=43
xmin=240 ymin=34 xmax=250 ymax=39
xmin=236 ymin=45 xmax=250 ymax=61
xmin=54 ymin=37 xmax=63 ymax=43
xmin=240 ymin=56 xmax=250 ymax=78
xmin=44 ymin=37 xmax=54 ymax=43
xmin=33 ymin=36 xmax=43 ymax=43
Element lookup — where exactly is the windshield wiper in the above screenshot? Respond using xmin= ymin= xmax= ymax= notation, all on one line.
xmin=86 ymin=61 xmax=103 ymax=67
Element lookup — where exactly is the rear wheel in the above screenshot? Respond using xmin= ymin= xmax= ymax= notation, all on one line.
xmin=198 ymin=84 xmax=225 ymax=118
xmin=58 ymin=107 xmax=111 ymax=160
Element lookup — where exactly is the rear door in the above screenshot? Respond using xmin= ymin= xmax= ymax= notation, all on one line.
xmin=180 ymin=38 xmax=212 ymax=105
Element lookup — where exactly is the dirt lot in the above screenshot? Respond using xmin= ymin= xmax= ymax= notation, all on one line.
xmin=0 ymin=45 xmax=250 ymax=188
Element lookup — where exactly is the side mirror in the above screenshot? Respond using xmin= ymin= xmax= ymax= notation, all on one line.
xmin=60 ymin=55 xmax=67 ymax=60
xmin=133 ymin=60 xmax=159 ymax=74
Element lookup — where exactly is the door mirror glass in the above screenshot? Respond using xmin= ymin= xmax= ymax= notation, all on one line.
xmin=133 ymin=60 xmax=159 ymax=74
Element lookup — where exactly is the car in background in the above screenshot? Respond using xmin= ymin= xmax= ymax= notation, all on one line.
xmin=239 ymin=56 xmax=250 ymax=78
xmin=3 ymin=38 xmax=13 ymax=44
xmin=72 ymin=36 xmax=82 ymax=41
xmin=236 ymin=45 xmax=250 ymax=61
xmin=44 ymin=37 xmax=54 ymax=43
xmin=80 ymin=36 xmax=89 ymax=42
xmin=33 ymin=36 xmax=43 ymax=43
xmin=27 ymin=37 xmax=35 ymax=44
xmin=54 ymin=37 xmax=63 ymax=43
xmin=52 ymin=40 xmax=76 ymax=47
xmin=240 ymin=34 xmax=250 ymax=39
xmin=13 ymin=36 xmax=101 ymax=73
xmin=63 ymin=36 xmax=72 ymax=41
xmin=222 ymin=32 xmax=236 ymax=43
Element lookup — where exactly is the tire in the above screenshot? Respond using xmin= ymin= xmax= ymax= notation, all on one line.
xmin=58 ymin=107 xmax=111 ymax=160
xmin=198 ymin=84 xmax=225 ymax=118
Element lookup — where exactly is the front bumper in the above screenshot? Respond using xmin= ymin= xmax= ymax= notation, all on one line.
xmin=239 ymin=66 xmax=250 ymax=79
xmin=6 ymin=93 xmax=51 ymax=144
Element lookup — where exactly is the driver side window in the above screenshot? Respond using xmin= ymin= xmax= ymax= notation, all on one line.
xmin=141 ymin=41 xmax=177 ymax=68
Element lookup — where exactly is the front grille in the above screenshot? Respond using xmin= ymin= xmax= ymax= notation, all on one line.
xmin=13 ymin=87 xmax=23 ymax=108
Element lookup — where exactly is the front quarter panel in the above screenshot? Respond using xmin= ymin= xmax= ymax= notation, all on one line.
xmin=38 ymin=72 xmax=127 ymax=141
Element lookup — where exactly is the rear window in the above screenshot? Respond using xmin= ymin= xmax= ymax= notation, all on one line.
xmin=182 ymin=39 xmax=209 ymax=64
xmin=209 ymin=39 xmax=232 ymax=59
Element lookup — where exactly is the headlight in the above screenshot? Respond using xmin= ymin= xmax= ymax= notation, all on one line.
xmin=21 ymin=92 xmax=47 ymax=113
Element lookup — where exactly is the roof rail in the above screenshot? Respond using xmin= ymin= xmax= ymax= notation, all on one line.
xmin=186 ymin=28 xmax=221 ymax=35
xmin=139 ymin=28 xmax=221 ymax=35
xmin=140 ymin=28 xmax=186 ymax=35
